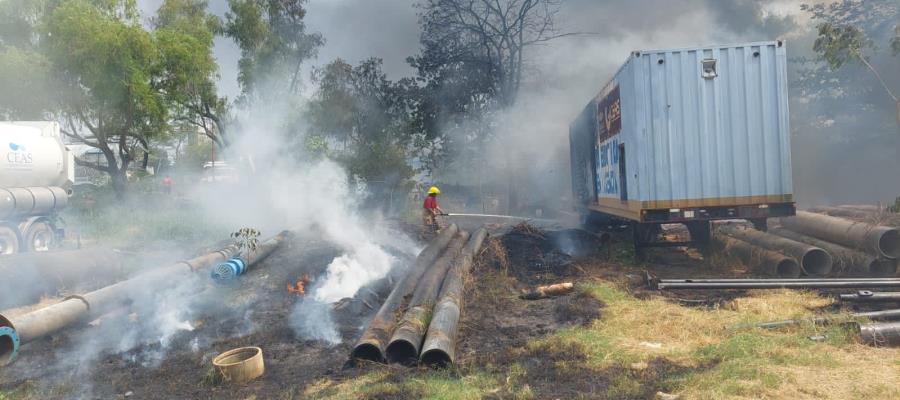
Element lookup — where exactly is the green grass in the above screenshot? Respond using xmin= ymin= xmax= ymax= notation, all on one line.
xmin=62 ymin=186 xmax=230 ymax=248
xmin=303 ymin=366 xmax=534 ymax=400
xmin=533 ymin=281 xmax=900 ymax=399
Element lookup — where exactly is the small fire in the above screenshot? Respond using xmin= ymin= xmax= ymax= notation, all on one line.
xmin=287 ymin=273 xmax=311 ymax=295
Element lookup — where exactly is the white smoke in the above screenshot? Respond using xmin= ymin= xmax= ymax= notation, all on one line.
xmin=313 ymin=242 xmax=397 ymax=303
xmin=288 ymin=298 xmax=341 ymax=345
xmin=185 ymin=100 xmax=420 ymax=345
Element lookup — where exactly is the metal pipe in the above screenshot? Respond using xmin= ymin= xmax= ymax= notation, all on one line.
xmin=808 ymin=206 xmax=878 ymax=220
xmin=655 ymin=280 xmax=900 ymax=290
xmin=780 ymin=211 xmax=900 ymax=259
xmin=386 ymin=231 xmax=469 ymax=365
xmin=210 ymin=231 xmax=291 ymax=283
xmin=859 ymin=321 xmax=900 ymax=346
xmin=836 ymin=205 xmax=882 ymax=212
xmin=0 ymin=248 xmax=125 ymax=310
xmin=351 ymin=224 xmax=458 ymax=362
xmin=420 ymin=228 xmax=487 ymax=367
xmin=0 ymin=243 xmax=241 ymax=366
xmin=719 ymin=224 xmax=833 ymax=276
xmin=769 ymin=227 xmax=896 ymax=276
xmin=741 ymin=309 xmax=900 ymax=330
xmin=839 ymin=291 xmax=900 ymax=303
xmin=659 ymin=278 xmax=900 ymax=283
xmin=717 ymin=236 xmax=801 ymax=278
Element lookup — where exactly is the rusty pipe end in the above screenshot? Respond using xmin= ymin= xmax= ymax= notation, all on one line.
xmin=385 ymin=339 xmax=419 ymax=366
xmin=420 ymin=349 xmax=452 ymax=367
xmin=878 ymin=230 xmax=900 ymax=259
xmin=351 ymin=342 xmax=385 ymax=363
xmin=800 ymin=249 xmax=832 ymax=277
xmin=870 ymin=260 xmax=898 ymax=277
xmin=0 ymin=314 xmax=19 ymax=366
xmin=776 ymin=258 xmax=802 ymax=278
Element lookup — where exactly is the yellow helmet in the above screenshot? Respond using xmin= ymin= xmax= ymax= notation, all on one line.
xmin=427 ymin=186 xmax=441 ymax=195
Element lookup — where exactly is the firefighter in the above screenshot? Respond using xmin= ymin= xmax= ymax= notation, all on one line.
xmin=423 ymin=186 xmax=446 ymax=234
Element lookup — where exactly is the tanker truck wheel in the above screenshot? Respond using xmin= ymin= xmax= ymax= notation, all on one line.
xmin=0 ymin=226 xmax=20 ymax=255
xmin=23 ymin=222 xmax=54 ymax=252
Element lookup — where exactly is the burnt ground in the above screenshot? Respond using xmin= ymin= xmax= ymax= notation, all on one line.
xmin=1 ymin=222 xmax=865 ymax=399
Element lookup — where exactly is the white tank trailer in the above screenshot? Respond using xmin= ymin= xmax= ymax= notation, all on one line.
xmin=0 ymin=122 xmax=74 ymax=254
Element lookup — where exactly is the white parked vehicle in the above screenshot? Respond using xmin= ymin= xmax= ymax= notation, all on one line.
xmin=0 ymin=121 xmax=74 ymax=254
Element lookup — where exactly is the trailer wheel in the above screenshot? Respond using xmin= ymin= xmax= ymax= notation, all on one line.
xmin=23 ymin=222 xmax=54 ymax=252
xmin=0 ymin=226 xmax=20 ymax=255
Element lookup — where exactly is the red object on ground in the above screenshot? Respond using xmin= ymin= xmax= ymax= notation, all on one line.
xmin=162 ymin=176 xmax=173 ymax=186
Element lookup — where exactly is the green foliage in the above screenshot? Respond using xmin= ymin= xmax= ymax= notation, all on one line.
xmin=154 ymin=0 xmax=230 ymax=146
xmin=231 ymin=227 xmax=261 ymax=252
xmin=0 ymin=46 xmax=53 ymax=119
xmin=814 ymin=23 xmax=871 ymax=70
xmin=305 ymin=58 xmax=416 ymax=210
xmin=223 ymin=0 xmax=323 ymax=102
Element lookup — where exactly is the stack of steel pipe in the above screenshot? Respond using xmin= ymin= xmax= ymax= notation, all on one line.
xmin=0 ymin=232 xmax=289 ymax=366
xmin=780 ymin=211 xmax=900 ymax=260
xmin=420 ymin=228 xmax=488 ymax=366
xmin=654 ymin=277 xmax=900 ymax=290
xmin=351 ymin=225 xmax=490 ymax=366
xmin=351 ymin=225 xmax=459 ymax=362
xmin=808 ymin=206 xmax=881 ymax=220
xmin=386 ymin=231 xmax=470 ymax=365
xmin=769 ymin=227 xmax=896 ymax=276
xmin=716 ymin=236 xmax=801 ymax=278
xmin=718 ymin=224 xmax=833 ymax=276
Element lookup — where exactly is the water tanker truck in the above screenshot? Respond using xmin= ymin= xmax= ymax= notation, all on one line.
xmin=569 ymin=41 xmax=796 ymax=251
xmin=0 ymin=121 xmax=74 ymax=254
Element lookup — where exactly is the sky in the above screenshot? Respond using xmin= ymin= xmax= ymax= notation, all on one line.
xmin=134 ymin=0 xmax=900 ymax=205
xmin=134 ymin=0 xmax=824 ymax=100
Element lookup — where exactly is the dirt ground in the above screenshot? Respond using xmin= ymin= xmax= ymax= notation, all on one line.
xmin=2 ymin=222 xmax=898 ymax=399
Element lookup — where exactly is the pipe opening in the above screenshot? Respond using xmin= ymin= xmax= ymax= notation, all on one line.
xmin=801 ymin=249 xmax=832 ymax=276
xmin=0 ymin=316 xmax=17 ymax=365
xmin=869 ymin=260 xmax=898 ymax=277
xmin=351 ymin=344 xmax=384 ymax=363
xmin=420 ymin=350 xmax=451 ymax=367
xmin=385 ymin=341 xmax=418 ymax=366
xmin=0 ymin=334 xmax=13 ymax=364
xmin=776 ymin=259 xmax=802 ymax=278
xmin=878 ymin=230 xmax=900 ymax=259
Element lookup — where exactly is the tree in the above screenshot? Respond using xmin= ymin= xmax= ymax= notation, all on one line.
xmin=805 ymin=0 xmax=900 ymax=128
xmin=0 ymin=0 xmax=55 ymax=119
xmin=305 ymin=58 xmax=416 ymax=211
xmin=409 ymin=1 xmax=579 ymax=213
xmin=412 ymin=0 xmax=569 ymax=108
xmin=154 ymin=0 xmax=231 ymax=148
xmin=223 ymin=0 xmax=323 ymax=103
xmin=43 ymin=0 xmax=169 ymax=196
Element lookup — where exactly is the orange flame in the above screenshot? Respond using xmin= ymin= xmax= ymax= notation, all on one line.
xmin=287 ymin=272 xmax=311 ymax=295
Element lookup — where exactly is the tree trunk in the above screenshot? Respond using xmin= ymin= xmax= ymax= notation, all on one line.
xmin=110 ymin=168 xmax=128 ymax=199
xmin=141 ymin=150 xmax=149 ymax=171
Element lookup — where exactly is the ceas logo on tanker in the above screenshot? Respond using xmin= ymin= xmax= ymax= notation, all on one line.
xmin=7 ymin=142 xmax=33 ymax=164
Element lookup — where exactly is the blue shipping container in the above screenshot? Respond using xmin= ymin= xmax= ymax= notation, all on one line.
xmin=570 ymin=41 xmax=795 ymax=224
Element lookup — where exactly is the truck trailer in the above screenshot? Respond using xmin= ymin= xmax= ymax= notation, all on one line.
xmin=0 ymin=122 xmax=74 ymax=254
xmin=569 ymin=41 xmax=795 ymax=249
